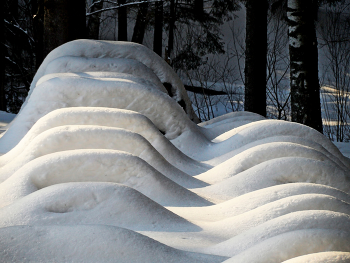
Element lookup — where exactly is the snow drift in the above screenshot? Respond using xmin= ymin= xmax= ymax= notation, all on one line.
xmin=0 ymin=40 xmax=349 ymax=262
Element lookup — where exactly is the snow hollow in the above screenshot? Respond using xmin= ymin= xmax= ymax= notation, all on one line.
xmin=0 ymin=39 xmax=350 ymax=263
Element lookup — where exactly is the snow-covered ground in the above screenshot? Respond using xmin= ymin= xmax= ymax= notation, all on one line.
xmin=0 ymin=40 xmax=350 ymax=262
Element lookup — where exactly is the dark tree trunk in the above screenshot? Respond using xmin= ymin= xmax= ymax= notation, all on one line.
xmin=43 ymin=0 xmax=86 ymax=58
xmin=87 ymin=0 xmax=104 ymax=40
xmin=153 ymin=1 xmax=163 ymax=57
xmin=33 ymin=0 xmax=44 ymax=69
xmin=118 ymin=0 xmax=128 ymax=41
xmin=132 ymin=2 xmax=149 ymax=44
xmin=9 ymin=0 xmax=19 ymax=20
xmin=194 ymin=0 xmax=203 ymax=21
xmin=0 ymin=0 xmax=6 ymax=111
xmin=287 ymin=0 xmax=323 ymax=133
xmin=244 ymin=0 xmax=268 ymax=117
xmin=167 ymin=0 xmax=175 ymax=61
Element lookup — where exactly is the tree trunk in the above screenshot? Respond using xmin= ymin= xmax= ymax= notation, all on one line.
xmin=9 ymin=0 xmax=19 ymax=20
xmin=118 ymin=0 xmax=128 ymax=41
xmin=132 ymin=2 xmax=149 ymax=44
xmin=167 ymin=0 xmax=175 ymax=62
xmin=244 ymin=0 xmax=268 ymax=117
xmin=287 ymin=0 xmax=323 ymax=133
xmin=33 ymin=0 xmax=44 ymax=69
xmin=0 ymin=0 xmax=6 ymax=111
xmin=153 ymin=1 xmax=163 ymax=57
xmin=194 ymin=0 xmax=203 ymax=21
xmin=87 ymin=0 xmax=104 ymax=40
xmin=43 ymin=0 xmax=86 ymax=58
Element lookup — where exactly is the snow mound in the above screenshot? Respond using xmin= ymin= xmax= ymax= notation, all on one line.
xmin=168 ymin=183 xmax=350 ymax=222
xmin=222 ymin=229 xmax=350 ymax=263
xmin=194 ymin=157 xmax=350 ymax=201
xmin=1 ymin=40 xmax=350 ymax=262
xmin=25 ymin=39 xmax=200 ymax=123
xmin=45 ymin=56 xmax=166 ymax=90
xmin=281 ymin=252 xmax=350 ymax=263
xmin=37 ymin=72 xmax=167 ymax=94
xmin=207 ymin=210 xmax=350 ymax=257
xmin=0 ymin=74 xmax=197 ymax=152
xmin=0 ymin=225 xmax=226 ymax=263
xmin=0 ymin=149 xmax=210 ymax=208
xmin=0 ymin=182 xmax=200 ymax=231
xmin=0 ymin=107 xmax=209 ymax=175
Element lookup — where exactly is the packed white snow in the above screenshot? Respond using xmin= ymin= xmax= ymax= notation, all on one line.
xmin=0 ymin=40 xmax=349 ymax=262
xmin=23 ymin=39 xmax=199 ymax=123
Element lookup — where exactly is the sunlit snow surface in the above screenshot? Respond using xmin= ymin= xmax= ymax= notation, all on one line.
xmin=0 ymin=40 xmax=350 ymax=262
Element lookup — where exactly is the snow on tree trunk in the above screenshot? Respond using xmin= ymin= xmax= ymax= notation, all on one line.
xmin=244 ymin=0 xmax=268 ymax=117
xmin=287 ymin=0 xmax=323 ymax=133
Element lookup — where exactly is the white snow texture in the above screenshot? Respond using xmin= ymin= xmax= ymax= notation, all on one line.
xmin=0 ymin=40 xmax=349 ymax=263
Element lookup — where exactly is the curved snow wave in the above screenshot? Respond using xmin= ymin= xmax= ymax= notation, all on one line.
xmin=281 ymin=252 xmax=350 ymax=263
xmin=199 ymin=111 xmax=265 ymax=127
xmin=37 ymin=71 xmax=167 ymax=93
xmin=175 ymin=119 xmax=349 ymax=168
xmin=2 ymin=151 xmax=211 ymax=209
xmin=0 ymin=74 xmax=200 ymax=152
xmin=3 ymin=184 xmax=348 ymax=237
xmin=196 ymin=142 xmax=348 ymax=183
xmin=0 ymin=126 xmax=206 ymax=188
xmin=229 ymin=120 xmax=345 ymax=162
xmin=0 ymin=225 xmax=227 ymax=263
xmin=24 ymin=39 xmax=199 ymax=123
xmin=169 ymin=183 xmax=350 ymax=222
xmin=0 ymin=149 xmax=210 ymax=208
xmin=208 ymin=134 xmax=348 ymax=168
xmin=198 ymin=111 xmax=266 ymax=141
xmin=0 ymin=107 xmax=210 ymax=175
xmin=207 ymin=210 xmax=350 ymax=257
xmin=0 ymin=182 xmax=201 ymax=231
xmin=44 ymin=56 xmax=166 ymax=90
xmin=194 ymin=157 xmax=350 ymax=201
xmin=2 ymin=124 xmax=347 ymax=202
xmin=208 ymin=194 xmax=350 ymax=238
xmin=198 ymin=112 xmax=266 ymax=140
xmin=222 ymin=229 xmax=350 ymax=263
xmin=3 ymin=74 xmax=342 ymax=172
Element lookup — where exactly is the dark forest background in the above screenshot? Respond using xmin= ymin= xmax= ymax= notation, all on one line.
xmin=1 ymin=0 xmax=350 ymax=141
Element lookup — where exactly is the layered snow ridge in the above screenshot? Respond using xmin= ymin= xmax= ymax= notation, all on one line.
xmin=0 ymin=40 xmax=349 ymax=262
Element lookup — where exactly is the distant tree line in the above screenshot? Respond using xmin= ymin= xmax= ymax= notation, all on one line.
xmin=1 ymin=0 xmax=350 ymax=140
xmin=1 ymin=0 xmax=238 ymax=113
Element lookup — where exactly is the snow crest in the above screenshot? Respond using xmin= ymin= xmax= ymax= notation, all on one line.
xmin=0 ymin=40 xmax=349 ymax=262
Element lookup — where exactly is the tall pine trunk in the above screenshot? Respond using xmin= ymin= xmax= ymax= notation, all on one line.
xmin=153 ymin=1 xmax=163 ymax=57
xmin=132 ymin=2 xmax=149 ymax=44
xmin=194 ymin=0 xmax=203 ymax=21
xmin=118 ymin=0 xmax=128 ymax=41
xmin=33 ymin=0 xmax=44 ymax=69
xmin=244 ymin=0 xmax=268 ymax=117
xmin=167 ymin=0 xmax=175 ymax=62
xmin=287 ymin=0 xmax=323 ymax=133
xmin=43 ymin=0 xmax=86 ymax=58
xmin=0 ymin=0 xmax=6 ymax=111
xmin=9 ymin=0 xmax=19 ymax=19
xmin=87 ymin=0 xmax=104 ymax=39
